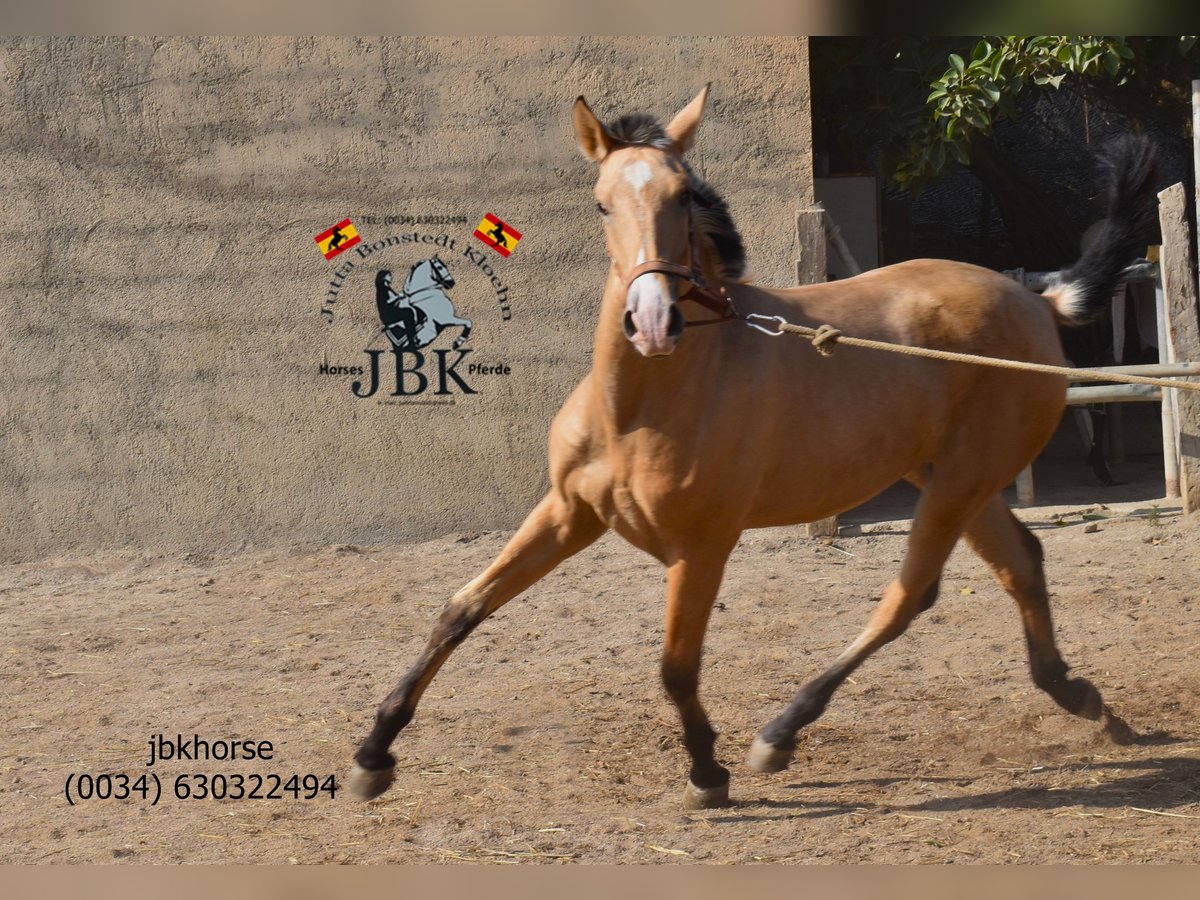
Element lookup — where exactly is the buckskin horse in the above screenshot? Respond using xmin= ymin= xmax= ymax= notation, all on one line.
xmin=350 ymin=86 xmax=1155 ymax=809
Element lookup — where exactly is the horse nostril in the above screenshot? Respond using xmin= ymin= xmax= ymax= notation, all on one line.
xmin=623 ymin=310 xmax=638 ymax=339
xmin=667 ymin=304 xmax=685 ymax=340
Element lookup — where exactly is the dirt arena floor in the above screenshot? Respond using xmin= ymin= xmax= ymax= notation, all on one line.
xmin=3 ymin=468 xmax=1199 ymax=864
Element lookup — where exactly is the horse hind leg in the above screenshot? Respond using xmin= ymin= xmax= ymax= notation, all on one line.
xmin=963 ymin=497 xmax=1134 ymax=743
xmin=349 ymin=492 xmax=605 ymax=800
xmin=452 ymin=318 xmax=473 ymax=349
xmin=748 ymin=467 xmax=995 ymax=774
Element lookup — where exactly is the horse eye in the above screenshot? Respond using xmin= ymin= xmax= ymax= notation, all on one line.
xmin=596 ymin=202 xmax=609 ymax=216
xmin=679 ymin=190 xmax=692 ymax=206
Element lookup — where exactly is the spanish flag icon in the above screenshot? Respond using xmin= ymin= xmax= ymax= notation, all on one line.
xmin=474 ymin=213 xmax=522 ymax=257
xmin=315 ymin=219 xmax=361 ymax=260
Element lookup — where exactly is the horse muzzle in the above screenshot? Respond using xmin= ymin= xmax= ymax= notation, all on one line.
xmin=624 ymin=275 xmax=685 ymax=357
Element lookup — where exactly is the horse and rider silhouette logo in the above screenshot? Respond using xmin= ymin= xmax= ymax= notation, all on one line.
xmin=374 ymin=256 xmax=473 ymax=352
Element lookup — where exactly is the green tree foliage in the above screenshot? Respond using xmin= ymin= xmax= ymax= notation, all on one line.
xmin=811 ymin=36 xmax=1198 ymax=268
xmin=813 ymin=36 xmax=1197 ymax=190
xmin=894 ymin=36 xmax=1197 ymax=189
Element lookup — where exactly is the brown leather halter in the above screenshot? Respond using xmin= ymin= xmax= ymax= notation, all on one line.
xmin=618 ymin=206 xmax=740 ymax=327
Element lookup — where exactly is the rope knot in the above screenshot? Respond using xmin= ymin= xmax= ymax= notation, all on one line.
xmin=811 ymin=324 xmax=843 ymax=356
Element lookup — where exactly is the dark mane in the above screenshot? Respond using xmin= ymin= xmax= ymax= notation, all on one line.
xmin=605 ymin=113 xmax=747 ymax=281
xmin=607 ymin=113 xmax=675 ymax=151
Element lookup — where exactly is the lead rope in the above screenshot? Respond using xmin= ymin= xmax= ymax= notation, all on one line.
xmin=743 ymin=313 xmax=1200 ymax=393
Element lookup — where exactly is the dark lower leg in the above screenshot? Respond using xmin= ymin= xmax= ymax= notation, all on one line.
xmin=355 ymin=601 xmax=481 ymax=770
xmin=757 ymin=668 xmax=842 ymax=752
xmin=752 ymin=564 xmax=947 ymax=769
xmin=1025 ymin=636 xmax=1102 ymax=720
xmin=964 ymin=503 xmax=1130 ymax=740
xmin=1011 ymin=533 xmax=1103 ymax=720
xmin=660 ymin=554 xmax=733 ymax=799
xmin=663 ymin=667 xmax=729 ymax=789
xmin=753 ymin=481 xmax=986 ymax=765
xmin=354 ymin=494 xmax=604 ymax=776
xmin=757 ymin=569 xmax=934 ymax=752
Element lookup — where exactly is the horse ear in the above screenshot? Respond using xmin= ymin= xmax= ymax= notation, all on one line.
xmin=665 ymin=84 xmax=710 ymax=155
xmin=573 ymin=96 xmax=614 ymax=162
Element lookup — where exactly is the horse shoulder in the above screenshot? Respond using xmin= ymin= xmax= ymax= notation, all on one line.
xmin=547 ymin=374 xmax=609 ymax=503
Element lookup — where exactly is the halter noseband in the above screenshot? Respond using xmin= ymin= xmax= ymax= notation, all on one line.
xmin=618 ymin=206 xmax=739 ymax=327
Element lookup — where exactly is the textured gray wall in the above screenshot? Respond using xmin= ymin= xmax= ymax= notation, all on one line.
xmin=0 ymin=36 xmax=814 ymax=562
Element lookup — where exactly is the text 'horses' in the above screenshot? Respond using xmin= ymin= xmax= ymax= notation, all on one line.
xmin=349 ymin=87 xmax=1156 ymax=809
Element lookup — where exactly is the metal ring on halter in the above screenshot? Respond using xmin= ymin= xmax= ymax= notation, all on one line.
xmin=744 ymin=314 xmax=787 ymax=336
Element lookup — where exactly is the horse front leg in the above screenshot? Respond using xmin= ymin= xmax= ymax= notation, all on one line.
xmin=661 ymin=545 xmax=737 ymax=809
xmin=349 ymin=491 xmax=605 ymax=800
xmin=451 ymin=317 xmax=473 ymax=349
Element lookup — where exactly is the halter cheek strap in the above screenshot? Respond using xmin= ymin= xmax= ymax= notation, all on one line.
xmin=616 ymin=207 xmax=740 ymax=327
xmin=623 ymin=258 xmax=737 ymax=324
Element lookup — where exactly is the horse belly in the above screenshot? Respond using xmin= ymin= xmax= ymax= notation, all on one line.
xmin=737 ymin=363 xmax=1063 ymax=528
xmin=737 ymin=382 xmax=941 ymax=527
xmin=743 ymin=449 xmax=921 ymax=528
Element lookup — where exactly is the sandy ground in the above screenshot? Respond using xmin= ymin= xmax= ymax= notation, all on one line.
xmin=3 ymin=481 xmax=1199 ymax=864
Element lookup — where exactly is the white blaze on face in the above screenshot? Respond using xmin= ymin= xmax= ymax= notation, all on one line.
xmin=624 ymin=160 xmax=653 ymax=196
xmin=624 ymin=160 xmax=655 ymax=272
xmin=621 ymin=160 xmax=675 ymax=354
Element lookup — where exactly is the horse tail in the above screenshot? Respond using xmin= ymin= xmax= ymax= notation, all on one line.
xmin=1042 ymin=134 xmax=1158 ymax=326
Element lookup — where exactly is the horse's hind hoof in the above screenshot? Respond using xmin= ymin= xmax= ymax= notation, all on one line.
xmin=1102 ymin=707 xmax=1136 ymax=745
xmin=683 ymin=779 xmax=731 ymax=810
xmin=348 ymin=763 xmax=395 ymax=801
xmin=746 ymin=735 xmax=793 ymax=773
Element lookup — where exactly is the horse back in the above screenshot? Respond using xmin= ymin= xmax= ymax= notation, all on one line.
xmin=772 ymin=259 xmax=1065 ymax=367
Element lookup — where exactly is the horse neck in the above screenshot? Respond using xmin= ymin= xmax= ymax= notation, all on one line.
xmin=590 ymin=265 xmax=722 ymax=429
xmin=406 ymin=265 xmax=434 ymax=293
xmin=693 ymin=239 xmax=729 ymax=297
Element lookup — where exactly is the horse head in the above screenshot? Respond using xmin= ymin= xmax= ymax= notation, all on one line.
xmin=573 ymin=85 xmax=711 ymax=358
xmin=427 ymin=255 xmax=455 ymax=290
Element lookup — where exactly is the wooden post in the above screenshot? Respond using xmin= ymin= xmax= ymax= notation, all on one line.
xmin=1192 ymin=80 xmax=1200 ymax=297
xmin=1157 ymin=183 xmax=1200 ymax=513
xmin=796 ymin=208 xmax=839 ymax=538
xmin=822 ymin=208 xmax=863 ymax=277
xmin=1015 ymin=467 xmax=1035 ymax=507
xmin=795 ymin=208 xmax=826 ymax=286
xmin=1067 ymin=384 xmax=1162 ymax=405
xmin=1155 ymin=273 xmax=1182 ymax=498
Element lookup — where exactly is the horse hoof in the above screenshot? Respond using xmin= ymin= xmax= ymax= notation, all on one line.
xmin=746 ymin=735 xmax=793 ymax=773
xmin=683 ymin=779 xmax=730 ymax=810
xmin=348 ymin=763 xmax=395 ymax=801
xmin=1102 ymin=707 xmax=1136 ymax=745
xmin=1078 ymin=680 xmax=1104 ymax=721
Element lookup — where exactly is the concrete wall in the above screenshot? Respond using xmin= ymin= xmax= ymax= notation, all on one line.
xmin=0 ymin=36 xmax=814 ymax=563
